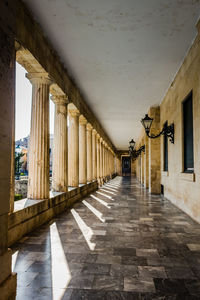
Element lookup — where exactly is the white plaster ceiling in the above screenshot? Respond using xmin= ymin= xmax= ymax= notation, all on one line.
xmin=24 ymin=0 xmax=200 ymax=149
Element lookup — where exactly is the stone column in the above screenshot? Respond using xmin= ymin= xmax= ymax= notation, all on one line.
xmin=100 ymin=138 xmax=103 ymax=184
xmin=96 ymin=134 xmax=100 ymax=184
xmin=68 ymin=105 xmax=80 ymax=187
xmin=102 ymin=141 xmax=105 ymax=181
xmin=27 ymin=72 xmax=52 ymax=199
xmin=87 ymin=123 xmax=93 ymax=182
xmin=148 ymin=106 xmax=161 ymax=194
xmin=92 ymin=129 xmax=97 ymax=180
xmin=109 ymin=148 xmax=112 ymax=178
xmin=52 ymin=95 xmax=69 ymax=192
xmin=105 ymin=145 xmax=108 ymax=178
xmin=0 ymin=26 xmax=17 ymax=298
xmin=79 ymin=115 xmax=87 ymax=184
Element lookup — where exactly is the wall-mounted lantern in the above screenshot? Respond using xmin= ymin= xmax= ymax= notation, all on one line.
xmin=128 ymin=139 xmax=145 ymax=160
xmin=141 ymin=114 xmax=174 ymax=144
xmin=129 ymin=139 xmax=135 ymax=149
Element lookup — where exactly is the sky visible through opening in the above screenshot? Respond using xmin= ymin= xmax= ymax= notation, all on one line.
xmin=15 ymin=62 xmax=55 ymax=141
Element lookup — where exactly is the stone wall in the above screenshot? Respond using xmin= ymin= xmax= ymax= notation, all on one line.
xmin=160 ymin=24 xmax=200 ymax=223
xmin=136 ymin=23 xmax=200 ymax=223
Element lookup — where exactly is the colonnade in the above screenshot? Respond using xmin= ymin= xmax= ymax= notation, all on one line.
xmin=26 ymin=74 xmax=116 ymax=199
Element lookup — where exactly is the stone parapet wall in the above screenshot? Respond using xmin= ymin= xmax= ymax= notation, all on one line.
xmin=9 ymin=181 xmax=98 ymax=246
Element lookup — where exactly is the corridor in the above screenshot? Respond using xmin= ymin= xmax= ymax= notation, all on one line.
xmin=11 ymin=176 xmax=200 ymax=299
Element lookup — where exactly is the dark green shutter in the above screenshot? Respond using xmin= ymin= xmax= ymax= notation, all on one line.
xmin=163 ymin=121 xmax=168 ymax=171
xmin=183 ymin=92 xmax=194 ymax=172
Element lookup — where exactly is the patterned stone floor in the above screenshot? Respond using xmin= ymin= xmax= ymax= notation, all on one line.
xmin=11 ymin=176 xmax=200 ymax=299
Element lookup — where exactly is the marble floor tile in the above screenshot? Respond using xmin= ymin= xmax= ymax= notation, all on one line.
xmin=11 ymin=176 xmax=200 ymax=299
xmin=138 ymin=266 xmax=167 ymax=279
xmin=124 ymin=276 xmax=155 ymax=293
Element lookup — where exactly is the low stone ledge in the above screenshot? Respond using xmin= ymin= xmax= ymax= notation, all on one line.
xmin=179 ymin=172 xmax=195 ymax=182
xmin=8 ymin=181 xmax=98 ymax=246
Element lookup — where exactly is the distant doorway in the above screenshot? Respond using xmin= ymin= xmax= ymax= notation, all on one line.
xmin=122 ymin=156 xmax=131 ymax=176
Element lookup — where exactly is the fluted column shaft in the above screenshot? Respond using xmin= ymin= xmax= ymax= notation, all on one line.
xmin=87 ymin=124 xmax=93 ymax=182
xmin=27 ymin=73 xmax=51 ymax=199
xmin=100 ymin=138 xmax=103 ymax=183
xmin=52 ymin=95 xmax=69 ymax=192
xmin=92 ymin=129 xmax=97 ymax=180
xmin=79 ymin=115 xmax=87 ymax=184
xmin=105 ymin=147 xmax=108 ymax=177
xmin=102 ymin=142 xmax=105 ymax=180
xmin=97 ymin=134 xmax=100 ymax=183
xmin=68 ymin=108 xmax=80 ymax=187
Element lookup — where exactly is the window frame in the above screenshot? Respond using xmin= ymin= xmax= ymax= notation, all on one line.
xmin=182 ymin=91 xmax=194 ymax=173
xmin=163 ymin=121 xmax=168 ymax=172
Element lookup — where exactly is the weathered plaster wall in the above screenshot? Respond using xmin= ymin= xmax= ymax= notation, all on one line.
xmin=160 ymin=25 xmax=200 ymax=223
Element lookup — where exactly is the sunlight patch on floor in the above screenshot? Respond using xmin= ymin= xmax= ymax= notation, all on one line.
xmin=100 ymin=188 xmax=116 ymax=195
xmin=50 ymin=222 xmax=71 ymax=299
xmin=90 ymin=194 xmax=111 ymax=208
xmin=12 ymin=250 xmax=19 ymax=272
xmin=82 ymin=200 xmax=105 ymax=222
xmin=71 ymin=209 xmax=96 ymax=251
xmin=103 ymin=186 xmax=118 ymax=192
xmin=96 ymin=191 xmax=113 ymax=200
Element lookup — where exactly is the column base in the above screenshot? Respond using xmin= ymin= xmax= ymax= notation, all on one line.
xmin=97 ymin=178 xmax=102 ymax=186
xmin=0 ymin=273 xmax=17 ymax=300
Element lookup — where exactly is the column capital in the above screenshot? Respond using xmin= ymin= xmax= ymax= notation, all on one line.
xmin=68 ymin=108 xmax=80 ymax=117
xmin=79 ymin=115 xmax=87 ymax=125
xmin=96 ymin=133 xmax=100 ymax=140
xmin=92 ymin=129 xmax=97 ymax=135
xmin=87 ymin=123 xmax=93 ymax=131
xmin=51 ymin=94 xmax=69 ymax=105
xmin=100 ymin=137 xmax=103 ymax=143
xmin=26 ymin=72 xmax=52 ymax=85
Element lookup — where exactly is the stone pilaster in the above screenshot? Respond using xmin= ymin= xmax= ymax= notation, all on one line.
xmin=96 ymin=134 xmax=100 ymax=184
xmin=52 ymin=94 xmax=69 ymax=192
xmin=68 ymin=105 xmax=80 ymax=187
xmin=79 ymin=115 xmax=87 ymax=184
xmin=144 ymin=135 xmax=149 ymax=188
xmin=148 ymin=106 xmax=161 ymax=194
xmin=141 ymin=142 xmax=145 ymax=185
xmin=87 ymin=123 xmax=93 ymax=182
xmin=26 ymin=72 xmax=52 ymax=199
xmin=92 ymin=129 xmax=97 ymax=180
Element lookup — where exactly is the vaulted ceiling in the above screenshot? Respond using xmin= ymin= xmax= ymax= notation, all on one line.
xmin=24 ymin=0 xmax=200 ymax=149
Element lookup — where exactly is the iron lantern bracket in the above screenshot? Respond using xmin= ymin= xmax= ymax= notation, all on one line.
xmin=146 ymin=123 xmax=174 ymax=144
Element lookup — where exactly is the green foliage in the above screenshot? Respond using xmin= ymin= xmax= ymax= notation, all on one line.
xmin=14 ymin=194 xmax=23 ymax=201
xmin=15 ymin=152 xmax=25 ymax=175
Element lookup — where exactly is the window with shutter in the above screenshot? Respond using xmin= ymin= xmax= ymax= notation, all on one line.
xmin=163 ymin=121 xmax=168 ymax=172
xmin=183 ymin=92 xmax=194 ymax=173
